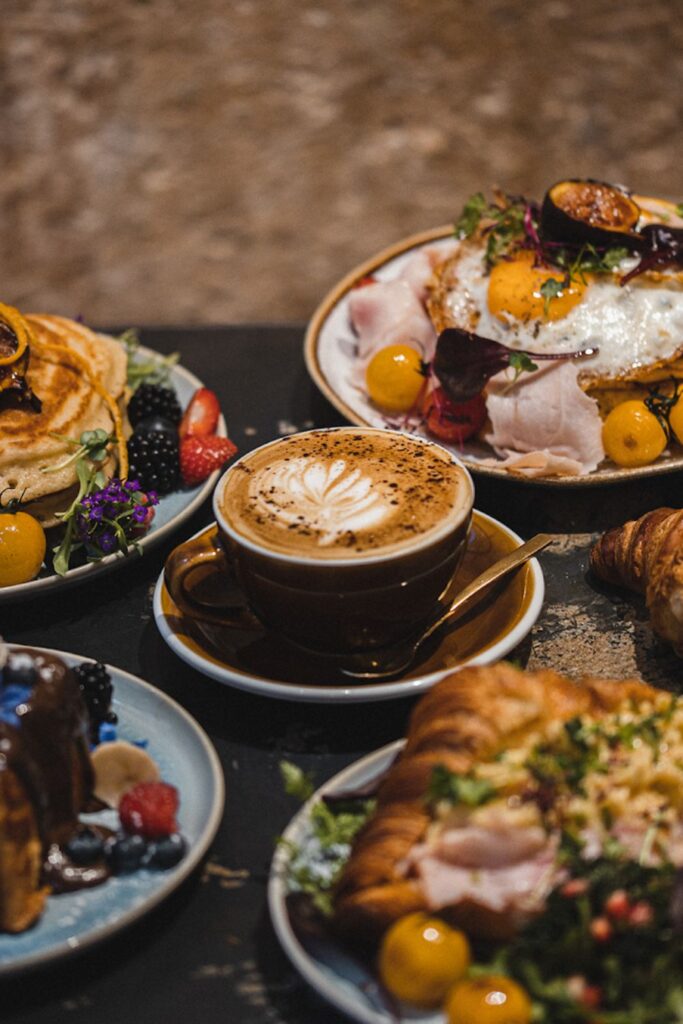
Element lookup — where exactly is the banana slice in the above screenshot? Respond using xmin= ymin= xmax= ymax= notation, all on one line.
xmin=90 ymin=740 xmax=160 ymax=807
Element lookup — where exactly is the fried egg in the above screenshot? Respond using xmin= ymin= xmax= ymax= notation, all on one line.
xmin=428 ymin=240 xmax=683 ymax=388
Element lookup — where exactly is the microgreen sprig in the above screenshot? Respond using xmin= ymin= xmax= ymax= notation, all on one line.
xmin=118 ymin=328 xmax=179 ymax=392
xmin=41 ymin=428 xmax=111 ymax=475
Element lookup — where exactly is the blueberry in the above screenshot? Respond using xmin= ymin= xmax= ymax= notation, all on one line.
xmin=4 ymin=653 xmax=36 ymax=686
xmin=145 ymin=833 xmax=187 ymax=870
xmin=104 ymin=834 xmax=147 ymax=875
xmin=66 ymin=828 xmax=104 ymax=865
xmin=134 ymin=415 xmax=177 ymax=441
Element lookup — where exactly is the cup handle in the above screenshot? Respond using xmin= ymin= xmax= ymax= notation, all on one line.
xmin=164 ymin=526 xmax=261 ymax=629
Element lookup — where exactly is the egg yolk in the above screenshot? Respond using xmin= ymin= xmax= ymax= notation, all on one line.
xmin=487 ymin=250 xmax=587 ymax=323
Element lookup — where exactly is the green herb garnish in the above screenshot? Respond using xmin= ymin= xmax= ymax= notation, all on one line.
xmin=280 ymin=760 xmax=315 ymax=802
xmin=50 ymin=432 xmax=112 ymax=576
xmin=539 ymin=277 xmax=565 ymax=316
xmin=453 ymin=191 xmax=528 ymax=266
xmin=427 ymin=764 xmax=496 ymax=807
xmin=119 ymin=328 xmax=179 ymax=392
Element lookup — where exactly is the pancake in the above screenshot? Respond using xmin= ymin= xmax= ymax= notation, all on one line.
xmin=0 ymin=315 xmax=127 ymax=510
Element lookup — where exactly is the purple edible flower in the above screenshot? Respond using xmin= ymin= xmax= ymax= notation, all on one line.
xmin=73 ymin=477 xmax=159 ymax=560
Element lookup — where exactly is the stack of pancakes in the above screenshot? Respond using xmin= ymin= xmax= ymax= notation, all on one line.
xmin=0 ymin=315 xmax=127 ymax=524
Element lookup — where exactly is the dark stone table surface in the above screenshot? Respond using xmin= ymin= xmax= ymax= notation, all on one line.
xmin=2 ymin=326 xmax=683 ymax=1023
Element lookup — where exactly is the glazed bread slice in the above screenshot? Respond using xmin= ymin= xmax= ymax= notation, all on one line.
xmin=333 ymin=663 xmax=657 ymax=944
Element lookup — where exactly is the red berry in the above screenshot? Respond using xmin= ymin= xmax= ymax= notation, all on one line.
xmin=180 ymin=435 xmax=237 ymax=486
xmin=119 ymin=781 xmax=179 ymax=839
xmin=422 ymin=387 xmax=487 ymax=444
xmin=561 ymin=878 xmax=589 ymax=898
xmin=353 ymin=274 xmax=377 ymax=289
xmin=579 ymin=986 xmax=602 ymax=1010
xmin=629 ymin=900 xmax=654 ymax=927
xmin=604 ymin=889 xmax=630 ymax=920
xmin=179 ymin=388 xmax=222 ymax=439
xmin=589 ymin=917 xmax=612 ymax=942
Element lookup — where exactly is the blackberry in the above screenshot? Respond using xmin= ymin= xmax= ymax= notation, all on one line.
xmin=126 ymin=431 xmax=179 ymax=495
xmin=128 ymin=384 xmax=182 ymax=429
xmin=134 ymin=414 xmax=177 ymax=441
xmin=74 ymin=661 xmax=117 ymax=745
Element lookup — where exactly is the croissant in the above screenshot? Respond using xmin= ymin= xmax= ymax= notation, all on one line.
xmin=589 ymin=507 xmax=683 ymax=656
xmin=332 ymin=663 xmax=657 ymax=945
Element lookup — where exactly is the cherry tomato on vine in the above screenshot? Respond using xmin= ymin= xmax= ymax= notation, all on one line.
xmin=365 ymin=344 xmax=426 ymax=413
xmin=602 ymin=400 xmax=667 ymax=467
xmin=668 ymin=394 xmax=683 ymax=445
xmin=0 ymin=508 xmax=46 ymax=587
xmin=445 ymin=974 xmax=532 ymax=1024
xmin=422 ymin=387 xmax=487 ymax=444
xmin=377 ymin=912 xmax=470 ymax=1008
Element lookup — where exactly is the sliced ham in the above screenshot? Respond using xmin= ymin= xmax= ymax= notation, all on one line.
xmin=483 ymin=361 xmax=605 ymax=476
xmin=349 ymin=278 xmax=437 ymax=362
xmin=409 ymin=835 xmax=560 ymax=918
xmin=397 ymin=243 xmax=457 ymax=303
xmin=432 ymin=824 xmax=549 ymax=869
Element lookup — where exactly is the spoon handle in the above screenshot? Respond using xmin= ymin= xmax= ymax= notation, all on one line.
xmin=420 ymin=533 xmax=554 ymax=644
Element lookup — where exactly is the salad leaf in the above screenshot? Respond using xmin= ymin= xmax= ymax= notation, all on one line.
xmin=433 ymin=328 xmax=597 ymax=404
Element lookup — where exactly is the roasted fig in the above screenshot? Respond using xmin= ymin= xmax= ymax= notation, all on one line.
xmin=540 ymin=179 xmax=643 ymax=249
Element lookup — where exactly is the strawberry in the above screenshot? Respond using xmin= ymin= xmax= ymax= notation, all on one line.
xmin=119 ymin=781 xmax=179 ymax=839
xmin=180 ymin=434 xmax=237 ymax=486
xmin=179 ymin=388 xmax=221 ymax=439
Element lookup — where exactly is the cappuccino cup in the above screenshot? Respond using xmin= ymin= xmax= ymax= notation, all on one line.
xmin=164 ymin=427 xmax=474 ymax=655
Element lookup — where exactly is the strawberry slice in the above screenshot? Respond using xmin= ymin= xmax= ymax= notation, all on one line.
xmin=179 ymin=388 xmax=221 ymax=439
xmin=180 ymin=435 xmax=237 ymax=487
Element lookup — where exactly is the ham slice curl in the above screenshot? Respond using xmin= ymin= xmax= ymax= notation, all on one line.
xmin=482 ymin=361 xmax=605 ymax=477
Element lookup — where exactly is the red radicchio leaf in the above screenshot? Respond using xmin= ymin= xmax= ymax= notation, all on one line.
xmin=433 ymin=328 xmax=599 ymax=404
xmin=620 ymin=224 xmax=683 ymax=285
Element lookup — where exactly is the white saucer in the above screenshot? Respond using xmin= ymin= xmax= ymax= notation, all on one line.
xmin=153 ymin=510 xmax=545 ymax=703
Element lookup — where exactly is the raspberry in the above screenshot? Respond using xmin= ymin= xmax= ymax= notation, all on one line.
xmin=119 ymin=781 xmax=179 ymax=839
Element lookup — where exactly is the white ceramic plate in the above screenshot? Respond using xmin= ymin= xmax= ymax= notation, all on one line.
xmin=0 ymin=346 xmax=227 ymax=604
xmin=153 ymin=510 xmax=544 ymax=703
xmin=268 ymin=739 xmax=432 ymax=1024
xmin=0 ymin=646 xmax=224 ymax=976
xmin=304 ymin=228 xmax=683 ymax=487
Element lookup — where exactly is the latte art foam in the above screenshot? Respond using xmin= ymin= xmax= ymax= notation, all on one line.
xmin=219 ymin=429 xmax=470 ymax=559
xmin=250 ymin=457 xmax=392 ymax=545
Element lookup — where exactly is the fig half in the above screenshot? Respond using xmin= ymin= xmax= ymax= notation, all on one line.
xmin=541 ymin=179 xmax=643 ymax=249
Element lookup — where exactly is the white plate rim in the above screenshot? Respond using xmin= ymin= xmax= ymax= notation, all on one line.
xmin=0 ymin=345 xmax=227 ymax=604
xmin=152 ymin=510 xmax=545 ymax=703
xmin=268 ymin=739 xmax=408 ymax=1024
xmin=0 ymin=644 xmax=225 ymax=977
xmin=304 ymin=227 xmax=683 ymax=488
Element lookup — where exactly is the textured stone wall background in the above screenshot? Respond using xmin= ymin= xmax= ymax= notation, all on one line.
xmin=1 ymin=0 xmax=681 ymax=326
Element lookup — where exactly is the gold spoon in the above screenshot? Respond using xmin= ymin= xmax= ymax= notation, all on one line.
xmin=340 ymin=533 xmax=553 ymax=681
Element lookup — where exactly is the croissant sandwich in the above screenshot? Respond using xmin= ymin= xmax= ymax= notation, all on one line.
xmin=589 ymin=507 xmax=683 ymax=656
xmin=332 ymin=662 xmax=672 ymax=944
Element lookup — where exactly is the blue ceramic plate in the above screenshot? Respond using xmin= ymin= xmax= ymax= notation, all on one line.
xmin=0 ymin=647 xmax=224 ymax=976
xmin=0 ymin=346 xmax=227 ymax=604
xmin=268 ymin=740 xmax=441 ymax=1024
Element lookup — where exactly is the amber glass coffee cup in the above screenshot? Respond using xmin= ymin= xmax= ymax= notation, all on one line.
xmin=164 ymin=427 xmax=474 ymax=655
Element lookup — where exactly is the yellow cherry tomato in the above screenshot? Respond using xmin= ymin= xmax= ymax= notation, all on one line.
xmin=668 ymin=394 xmax=683 ymax=445
xmin=377 ymin=912 xmax=471 ymax=1008
xmin=602 ymin=400 xmax=667 ymax=468
xmin=0 ymin=510 xmax=46 ymax=587
xmin=445 ymin=975 xmax=532 ymax=1024
xmin=365 ymin=344 xmax=425 ymax=413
